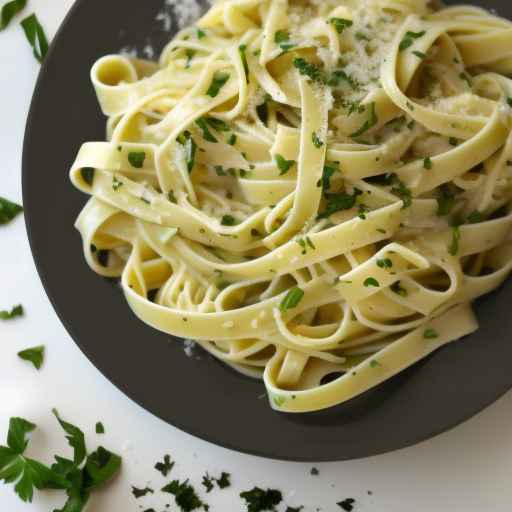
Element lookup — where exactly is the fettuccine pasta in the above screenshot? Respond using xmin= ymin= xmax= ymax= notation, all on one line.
xmin=70 ymin=0 xmax=512 ymax=412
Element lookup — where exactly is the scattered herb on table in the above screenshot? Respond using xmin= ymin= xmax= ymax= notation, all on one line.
xmin=338 ymin=497 xmax=356 ymax=511
xmin=95 ymin=422 xmax=105 ymax=434
xmin=364 ymin=277 xmax=379 ymax=288
xmin=18 ymin=345 xmax=45 ymax=370
xmin=21 ymin=13 xmax=48 ymax=63
xmin=132 ymin=486 xmax=155 ymax=498
xmin=350 ymin=102 xmax=378 ymax=138
xmin=0 ymin=196 xmax=23 ymax=225
xmin=162 ymin=479 xmax=208 ymax=511
xmin=0 ymin=0 xmax=27 ymax=30
xmin=240 ymin=487 xmax=282 ymax=512
xmin=0 ymin=304 xmax=23 ymax=320
xmin=80 ymin=167 xmax=95 ymax=186
xmin=202 ymin=473 xmax=214 ymax=493
xmin=399 ymin=30 xmax=426 ymax=51
xmin=155 ymin=454 xmax=174 ymax=477
xmin=310 ymin=467 xmax=319 ymax=475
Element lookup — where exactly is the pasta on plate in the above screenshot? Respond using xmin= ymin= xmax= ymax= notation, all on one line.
xmin=70 ymin=0 xmax=512 ymax=412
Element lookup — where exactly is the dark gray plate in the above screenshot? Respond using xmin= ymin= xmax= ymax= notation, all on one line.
xmin=23 ymin=0 xmax=512 ymax=461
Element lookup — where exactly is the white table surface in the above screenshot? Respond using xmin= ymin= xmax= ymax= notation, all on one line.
xmin=2 ymin=1 xmax=512 ymax=511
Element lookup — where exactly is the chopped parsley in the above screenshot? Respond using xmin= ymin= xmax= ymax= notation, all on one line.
xmin=112 ymin=176 xmax=123 ymax=191
xmin=328 ymin=69 xmax=361 ymax=90
xmin=221 ymin=215 xmax=238 ymax=226
xmin=357 ymin=204 xmax=369 ymax=219
xmin=436 ymin=188 xmax=455 ymax=216
xmin=286 ymin=507 xmax=304 ymax=512
xmin=318 ymin=188 xmax=362 ymax=219
xmin=197 ymin=28 xmax=206 ymax=39
xmin=95 ymin=422 xmax=105 ymax=434
xmin=132 ymin=486 xmax=154 ymax=498
xmin=227 ymin=133 xmax=237 ymax=146
xmin=329 ymin=17 xmax=353 ymax=34
xmin=296 ymin=236 xmax=315 ymax=254
xmin=350 ymin=102 xmax=378 ymax=138
xmin=185 ymin=49 xmax=195 ymax=68
xmin=202 ymin=473 xmax=214 ymax=493
xmin=128 ymin=151 xmax=146 ymax=168
xmin=195 ymin=118 xmax=218 ymax=143
xmin=162 ymin=480 xmax=208 ymax=512
xmin=274 ymin=30 xmax=295 ymax=52
xmin=0 ymin=0 xmax=26 ymax=30
xmin=177 ymin=131 xmax=198 ymax=172
xmin=399 ymin=30 xmax=426 ymax=52
xmin=311 ymin=131 xmax=324 ymax=148
xmin=0 ymin=304 xmax=23 ymax=320
xmin=389 ymin=174 xmax=412 ymax=208
xmin=206 ymin=71 xmax=230 ymax=97
xmin=412 ymin=50 xmax=427 ymax=59
xmin=355 ymin=31 xmax=369 ymax=41
xmin=448 ymin=225 xmax=461 ymax=256
xmin=155 ymin=454 xmax=174 ymax=477
xmin=376 ymin=258 xmax=393 ymax=269
xmin=240 ymin=487 xmax=282 ymax=512
xmin=467 ymin=210 xmax=483 ymax=224
xmin=17 ymin=345 xmax=45 ymax=370
xmin=310 ymin=467 xmax=319 ymax=475
xmin=338 ymin=498 xmax=356 ymax=511
xmin=80 ymin=167 xmax=95 ymax=186
xmin=21 ymin=14 xmax=48 ymax=63
xmin=318 ymin=163 xmax=339 ymax=190
xmin=0 ymin=197 xmax=23 ymax=225
xmin=279 ymin=287 xmax=304 ymax=312
xmin=507 ymin=97 xmax=512 ymax=108
xmin=275 ymin=154 xmax=295 ymax=175
xmin=239 ymin=44 xmax=249 ymax=82
xmin=364 ymin=277 xmax=379 ymax=288
xmin=423 ymin=156 xmax=433 ymax=170
xmin=205 ymin=117 xmax=230 ymax=132
xmin=423 ymin=328 xmax=439 ymax=339
xmin=293 ymin=57 xmax=324 ymax=83
xmin=369 ymin=360 xmax=380 ymax=368
xmin=391 ymin=281 xmax=407 ymax=296
xmin=459 ymin=72 xmax=471 ymax=86
xmin=216 ymin=472 xmax=231 ymax=489
xmin=449 ymin=137 xmax=459 ymax=146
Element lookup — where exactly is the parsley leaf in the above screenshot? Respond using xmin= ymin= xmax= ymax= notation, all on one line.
xmin=202 ymin=473 xmax=214 ymax=492
xmin=364 ymin=277 xmax=380 ymax=287
xmin=162 ymin=479 xmax=208 ymax=511
xmin=350 ymin=102 xmax=378 ymax=138
xmin=391 ymin=281 xmax=407 ymax=296
xmin=221 ymin=215 xmax=238 ymax=226
xmin=318 ymin=163 xmax=339 ymax=190
xmin=239 ymin=44 xmax=249 ymax=82
xmin=399 ymin=30 xmax=426 ymax=52
xmin=318 ymin=188 xmax=362 ymax=219
xmin=80 ymin=168 xmax=95 ymax=186
xmin=448 ymin=225 xmax=461 ymax=256
xmin=423 ymin=328 xmax=438 ymax=339
xmin=128 ymin=151 xmax=146 ymax=168
xmin=195 ymin=118 xmax=218 ymax=143
xmin=0 ymin=304 xmax=23 ymax=320
xmin=82 ymin=446 xmax=122 ymax=490
xmin=197 ymin=28 xmax=206 ymax=39
xmin=205 ymin=117 xmax=230 ymax=132
xmin=95 ymin=422 xmax=105 ymax=435
xmin=132 ymin=486 xmax=154 ymax=498
xmin=112 ymin=176 xmax=123 ymax=191
xmin=279 ymin=287 xmax=304 ymax=312
xmin=436 ymin=188 xmax=455 ymax=216
xmin=52 ymin=410 xmax=86 ymax=466
xmin=21 ymin=14 xmax=48 ymax=63
xmin=0 ymin=196 xmax=23 ymax=225
xmin=0 ymin=0 xmax=26 ymax=30
xmin=18 ymin=345 xmax=45 ymax=370
xmin=338 ymin=498 xmax=356 ymax=511
xmin=312 ymin=131 xmax=324 ymax=148
xmin=423 ymin=156 xmax=433 ymax=169
xmin=206 ymin=71 xmax=230 ymax=97
xmin=389 ymin=174 xmax=412 ymax=208
xmin=177 ymin=131 xmax=198 ymax=172
xmin=185 ymin=49 xmax=195 ymax=68
xmin=274 ymin=30 xmax=295 ymax=52
xmin=216 ymin=472 xmax=230 ymax=489
xmin=329 ymin=18 xmax=353 ymax=34
xmin=293 ymin=58 xmax=324 ymax=83
xmin=275 ymin=154 xmax=295 ymax=175
xmin=155 ymin=454 xmax=174 ymax=477
xmin=240 ymin=487 xmax=282 ymax=512
xmin=0 ymin=417 xmax=68 ymax=502
xmin=467 ymin=210 xmax=483 ymax=224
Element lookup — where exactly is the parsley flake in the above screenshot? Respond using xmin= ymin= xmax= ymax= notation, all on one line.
xmin=80 ymin=167 xmax=95 ymax=186
xmin=293 ymin=57 xmax=324 ymax=83
xmin=364 ymin=277 xmax=379 ymax=287
xmin=391 ymin=281 xmax=407 ymax=296
xmin=18 ymin=345 xmax=45 ymax=370
xmin=312 ymin=131 xmax=324 ymax=148
xmin=350 ymin=102 xmax=378 ymax=138
xmin=177 ymin=130 xmax=198 ymax=172
xmin=195 ymin=118 xmax=218 ymax=143
xmin=240 ymin=487 xmax=282 ymax=512
xmin=0 ymin=0 xmax=27 ymax=30
xmin=0 ymin=304 xmax=23 ymax=320
xmin=318 ymin=188 xmax=362 ymax=219
xmin=279 ymin=287 xmax=304 ymax=312
xmin=132 ymin=486 xmax=154 ymax=498
xmin=112 ymin=176 xmax=123 ymax=191
xmin=423 ymin=156 xmax=433 ymax=170
xmin=21 ymin=14 xmax=48 ymax=63
xmin=329 ymin=17 xmax=353 ymax=34
xmin=95 ymin=422 xmax=105 ymax=434
xmin=399 ymin=30 xmax=426 ymax=52
xmin=0 ymin=196 xmax=23 ymax=224
xmin=376 ymin=258 xmax=393 ymax=269
xmin=206 ymin=71 xmax=230 ymax=98
xmin=162 ymin=479 xmax=208 ymax=512
xmin=423 ymin=328 xmax=439 ymax=339
xmin=448 ymin=225 xmax=461 ymax=256
xmin=338 ymin=498 xmax=356 ymax=511
xmin=275 ymin=154 xmax=295 ymax=175
xmin=128 ymin=151 xmax=146 ymax=168
xmin=155 ymin=454 xmax=174 ymax=477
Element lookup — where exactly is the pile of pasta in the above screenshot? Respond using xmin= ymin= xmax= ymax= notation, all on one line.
xmin=70 ymin=0 xmax=512 ymax=412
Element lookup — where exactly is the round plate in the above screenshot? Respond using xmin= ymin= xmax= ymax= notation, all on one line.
xmin=23 ymin=0 xmax=512 ymax=461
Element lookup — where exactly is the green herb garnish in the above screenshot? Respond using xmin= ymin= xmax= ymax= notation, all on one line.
xmin=364 ymin=277 xmax=379 ymax=287
xmin=0 ymin=196 xmax=23 ymax=225
xmin=318 ymin=188 xmax=362 ymax=219
xmin=0 ymin=0 xmax=26 ymax=30
xmin=80 ymin=167 xmax=95 ymax=186
xmin=329 ymin=17 xmax=353 ymax=34
xmin=293 ymin=57 xmax=324 ymax=83
xmin=275 ymin=154 xmax=295 ymax=175
xmin=155 ymin=454 xmax=174 ymax=477
xmin=423 ymin=328 xmax=438 ymax=339
xmin=202 ymin=473 xmax=214 ymax=493
xmin=238 ymin=44 xmax=249 ymax=82
xmin=195 ymin=118 xmax=218 ymax=143
xmin=221 ymin=215 xmax=238 ymax=226
xmin=338 ymin=498 xmax=356 ymax=511
xmin=240 ymin=487 xmax=282 ymax=512
xmin=0 ymin=304 xmax=23 ymax=320
xmin=206 ymin=71 xmax=230 ymax=97
xmin=185 ymin=49 xmax=195 ymax=68
xmin=448 ymin=225 xmax=460 ymax=255
xmin=128 ymin=151 xmax=146 ymax=168
xmin=112 ymin=176 xmax=123 ymax=191
xmin=21 ymin=14 xmax=48 ymax=63
xmin=227 ymin=133 xmax=237 ymax=146
xmin=391 ymin=281 xmax=407 ymax=296
xmin=318 ymin=163 xmax=339 ymax=190
xmin=132 ymin=486 xmax=154 ymax=498
xmin=274 ymin=30 xmax=295 ymax=52
xmin=312 ymin=131 xmax=324 ymax=148
xmin=177 ymin=130 xmax=198 ymax=172
xmin=197 ymin=28 xmax=206 ymax=39
xmin=216 ymin=472 xmax=231 ymax=489
xmin=467 ymin=210 xmax=483 ymax=224
xmin=95 ymin=422 xmax=105 ymax=434
xmin=436 ymin=188 xmax=455 ymax=216
xmin=162 ymin=479 xmax=208 ymax=512
xmin=412 ymin=50 xmax=426 ymax=59
xmin=423 ymin=156 xmax=432 ymax=169
xmin=350 ymin=102 xmax=378 ymax=138
xmin=376 ymin=258 xmax=393 ymax=269
xmin=18 ymin=345 xmax=45 ymax=370
xmin=399 ymin=30 xmax=426 ymax=51
xmin=279 ymin=287 xmax=304 ymax=312
xmin=369 ymin=360 xmax=380 ymax=368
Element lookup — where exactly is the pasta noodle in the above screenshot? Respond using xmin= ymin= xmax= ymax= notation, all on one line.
xmin=70 ymin=0 xmax=512 ymax=412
